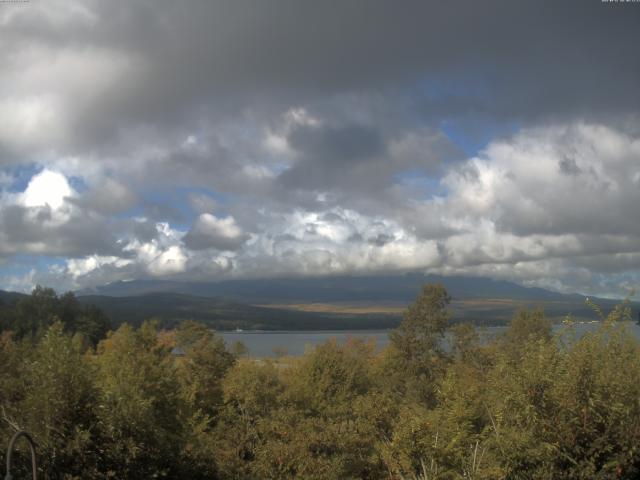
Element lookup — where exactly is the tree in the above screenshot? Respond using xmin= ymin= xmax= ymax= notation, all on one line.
xmin=14 ymin=323 xmax=101 ymax=478
xmin=500 ymin=308 xmax=552 ymax=361
xmin=3 ymin=287 xmax=111 ymax=345
xmin=175 ymin=320 xmax=236 ymax=416
xmin=11 ymin=286 xmax=59 ymax=338
xmin=288 ymin=338 xmax=374 ymax=418
xmin=93 ymin=321 xmax=186 ymax=479
xmin=386 ymin=283 xmax=451 ymax=404
xmin=212 ymin=359 xmax=285 ymax=478
xmin=390 ymin=283 xmax=451 ymax=359
xmin=450 ymin=322 xmax=480 ymax=362
xmin=61 ymin=294 xmax=111 ymax=346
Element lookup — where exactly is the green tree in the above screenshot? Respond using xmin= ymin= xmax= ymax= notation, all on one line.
xmin=4 ymin=287 xmax=110 ymax=345
xmin=11 ymin=286 xmax=59 ymax=338
xmin=60 ymin=294 xmax=111 ymax=346
xmin=288 ymin=338 xmax=374 ymax=418
xmin=500 ymin=308 xmax=552 ymax=362
xmin=17 ymin=323 xmax=100 ymax=478
xmin=93 ymin=321 xmax=186 ymax=479
xmin=450 ymin=322 xmax=480 ymax=362
xmin=386 ymin=283 xmax=451 ymax=404
xmin=212 ymin=359 xmax=285 ymax=479
xmin=175 ymin=320 xmax=235 ymax=417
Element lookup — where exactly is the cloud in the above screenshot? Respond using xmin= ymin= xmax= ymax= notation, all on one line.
xmin=0 ymin=2 xmax=639 ymax=297
xmin=3 ymin=116 xmax=640 ymax=298
xmin=21 ymin=169 xmax=74 ymax=210
xmin=442 ymin=123 xmax=640 ymax=237
xmin=183 ymin=214 xmax=247 ymax=251
xmin=288 ymin=123 xmax=384 ymax=163
xmin=75 ymin=177 xmax=137 ymax=215
xmin=1 ymin=0 xmax=638 ymax=164
xmin=188 ymin=193 xmax=218 ymax=214
xmin=276 ymin=111 xmax=462 ymax=207
xmin=415 ymin=122 xmax=640 ymax=295
xmin=0 ymin=170 xmax=141 ymax=259
xmin=0 ymin=204 xmax=119 ymax=258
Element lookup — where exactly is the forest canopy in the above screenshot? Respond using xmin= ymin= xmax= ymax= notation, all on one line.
xmin=0 ymin=286 xmax=111 ymax=345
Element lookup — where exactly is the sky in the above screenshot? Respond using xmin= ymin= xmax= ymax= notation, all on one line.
xmin=0 ymin=0 xmax=640 ymax=297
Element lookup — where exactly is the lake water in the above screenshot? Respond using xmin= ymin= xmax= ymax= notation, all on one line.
xmin=219 ymin=322 xmax=640 ymax=357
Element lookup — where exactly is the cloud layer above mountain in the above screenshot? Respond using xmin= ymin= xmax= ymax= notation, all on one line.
xmin=1 ymin=0 xmax=639 ymax=297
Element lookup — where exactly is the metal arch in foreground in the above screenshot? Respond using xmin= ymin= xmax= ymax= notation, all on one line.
xmin=5 ymin=431 xmax=37 ymax=480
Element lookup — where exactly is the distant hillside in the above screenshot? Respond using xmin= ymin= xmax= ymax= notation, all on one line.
xmin=77 ymin=274 xmax=582 ymax=303
xmin=1 ymin=274 xmax=635 ymax=331
xmin=0 ymin=290 xmax=27 ymax=304
xmin=76 ymin=292 xmax=400 ymax=331
xmin=72 ymin=274 xmax=640 ymax=329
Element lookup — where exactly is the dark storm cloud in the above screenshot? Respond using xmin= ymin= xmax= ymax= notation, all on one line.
xmin=288 ymin=124 xmax=384 ymax=163
xmin=3 ymin=0 xmax=639 ymax=157
xmin=278 ymin=122 xmax=386 ymax=191
xmin=276 ymin=113 xmax=462 ymax=205
xmin=87 ymin=0 xmax=638 ymax=115
xmin=0 ymin=204 xmax=120 ymax=257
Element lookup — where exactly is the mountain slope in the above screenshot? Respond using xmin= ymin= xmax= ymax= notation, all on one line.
xmin=2 ymin=274 xmax=635 ymax=331
xmin=0 ymin=290 xmax=27 ymax=304
xmin=76 ymin=292 xmax=400 ymax=330
xmin=74 ymin=274 xmax=639 ymax=329
xmin=77 ymin=274 xmax=582 ymax=303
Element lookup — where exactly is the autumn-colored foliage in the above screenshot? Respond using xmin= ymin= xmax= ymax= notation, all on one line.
xmin=1 ymin=285 xmax=639 ymax=478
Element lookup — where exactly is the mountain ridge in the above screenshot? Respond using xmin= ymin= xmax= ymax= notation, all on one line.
xmin=76 ymin=274 xmax=586 ymax=303
xmin=3 ymin=275 xmax=636 ymax=331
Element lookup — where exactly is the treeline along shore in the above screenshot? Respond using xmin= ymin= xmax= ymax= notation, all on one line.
xmin=1 ymin=285 xmax=639 ymax=478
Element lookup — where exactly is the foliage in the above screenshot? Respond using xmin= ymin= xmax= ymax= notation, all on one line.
xmin=0 ymin=286 xmax=111 ymax=345
xmin=386 ymin=283 xmax=451 ymax=404
xmin=1 ymin=283 xmax=640 ymax=479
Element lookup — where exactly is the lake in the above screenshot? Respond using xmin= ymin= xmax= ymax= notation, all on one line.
xmin=219 ymin=322 xmax=640 ymax=357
